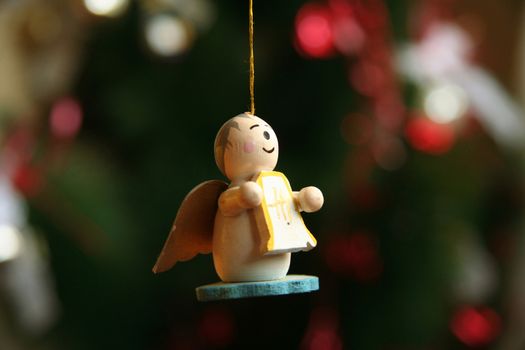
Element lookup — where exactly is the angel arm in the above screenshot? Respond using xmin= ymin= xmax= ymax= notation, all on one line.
xmin=293 ymin=186 xmax=324 ymax=213
xmin=218 ymin=181 xmax=263 ymax=216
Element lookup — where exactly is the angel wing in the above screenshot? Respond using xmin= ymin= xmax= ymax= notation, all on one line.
xmin=152 ymin=180 xmax=228 ymax=274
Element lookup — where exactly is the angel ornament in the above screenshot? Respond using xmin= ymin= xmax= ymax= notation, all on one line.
xmin=153 ymin=113 xmax=323 ymax=300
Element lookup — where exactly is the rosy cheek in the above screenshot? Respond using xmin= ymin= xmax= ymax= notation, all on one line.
xmin=243 ymin=141 xmax=255 ymax=153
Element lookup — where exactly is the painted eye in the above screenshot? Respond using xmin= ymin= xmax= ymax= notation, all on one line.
xmin=263 ymin=131 xmax=270 ymax=140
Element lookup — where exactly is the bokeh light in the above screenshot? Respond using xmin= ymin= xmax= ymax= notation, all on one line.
xmin=173 ymin=0 xmax=216 ymax=32
xmin=50 ymin=97 xmax=83 ymax=139
xmin=373 ymin=94 xmax=406 ymax=130
xmin=198 ymin=307 xmax=235 ymax=348
xmin=0 ymin=225 xmax=22 ymax=263
xmin=405 ymin=116 xmax=455 ymax=154
xmin=451 ymin=306 xmax=501 ymax=347
xmin=424 ymin=84 xmax=469 ymax=124
xmin=295 ymin=4 xmax=335 ymax=59
xmin=372 ymin=134 xmax=406 ymax=171
xmin=333 ymin=17 xmax=365 ymax=55
xmin=302 ymin=307 xmax=342 ymax=350
xmin=12 ymin=164 xmax=43 ymax=197
xmin=145 ymin=14 xmax=194 ymax=57
xmin=325 ymin=233 xmax=383 ymax=282
xmin=83 ymin=0 xmax=129 ymax=17
xmin=349 ymin=61 xmax=387 ymax=97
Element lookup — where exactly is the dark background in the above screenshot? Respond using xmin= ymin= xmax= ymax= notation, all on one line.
xmin=2 ymin=0 xmax=525 ymax=349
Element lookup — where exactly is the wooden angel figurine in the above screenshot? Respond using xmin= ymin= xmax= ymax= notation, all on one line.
xmin=153 ymin=112 xmax=323 ymax=283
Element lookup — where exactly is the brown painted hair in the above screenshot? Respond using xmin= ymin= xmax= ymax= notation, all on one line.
xmin=214 ymin=113 xmax=251 ymax=175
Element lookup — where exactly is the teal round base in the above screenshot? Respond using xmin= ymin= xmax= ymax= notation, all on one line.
xmin=195 ymin=275 xmax=319 ymax=302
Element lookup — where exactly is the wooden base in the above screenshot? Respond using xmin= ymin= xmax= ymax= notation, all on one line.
xmin=195 ymin=275 xmax=319 ymax=301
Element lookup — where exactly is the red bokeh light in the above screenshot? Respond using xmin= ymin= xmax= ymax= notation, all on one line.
xmin=349 ymin=60 xmax=386 ymax=97
xmin=328 ymin=0 xmax=365 ymax=56
xmin=198 ymin=307 xmax=235 ymax=348
xmin=3 ymin=127 xmax=33 ymax=157
xmin=371 ymin=133 xmax=406 ymax=171
xmin=351 ymin=185 xmax=380 ymax=210
xmin=12 ymin=163 xmax=43 ymax=197
xmin=332 ymin=17 xmax=365 ymax=55
xmin=373 ymin=94 xmax=406 ymax=131
xmin=325 ymin=232 xmax=383 ymax=282
xmin=328 ymin=0 xmax=353 ymax=17
xmin=405 ymin=116 xmax=455 ymax=155
xmin=50 ymin=97 xmax=83 ymax=139
xmin=295 ymin=4 xmax=335 ymax=59
xmin=451 ymin=306 xmax=501 ymax=347
xmin=301 ymin=307 xmax=342 ymax=350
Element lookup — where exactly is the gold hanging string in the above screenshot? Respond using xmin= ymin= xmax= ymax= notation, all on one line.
xmin=249 ymin=0 xmax=255 ymax=115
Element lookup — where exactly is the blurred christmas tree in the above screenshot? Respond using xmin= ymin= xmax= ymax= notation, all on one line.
xmin=1 ymin=0 xmax=525 ymax=349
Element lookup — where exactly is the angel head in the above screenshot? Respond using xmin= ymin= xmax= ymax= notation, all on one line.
xmin=214 ymin=113 xmax=279 ymax=181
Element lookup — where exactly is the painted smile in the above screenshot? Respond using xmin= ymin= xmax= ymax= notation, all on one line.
xmin=263 ymin=147 xmax=275 ymax=154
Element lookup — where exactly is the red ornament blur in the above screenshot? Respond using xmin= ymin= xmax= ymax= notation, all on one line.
xmin=451 ymin=306 xmax=501 ymax=347
xmin=50 ymin=97 xmax=83 ymax=140
xmin=405 ymin=117 xmax=455 ymax=155
xmin=197 ymin=307 xmax=235 ymax=348
xmin=325 ymin=232 xmax=383 ymax=282
xmin=12 ymin=163 xmax=43 ymax=197
xmin=301 ymin=307 xmax=342 ymax=350
xmin=295 ymin=3 xmax=335 ymax=59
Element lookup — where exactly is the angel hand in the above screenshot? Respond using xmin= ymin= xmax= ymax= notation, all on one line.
xmin=239 ymin=181 xmax=263 ymax=208
xmin=297 ymin=186 xmax=324 ymax=213
xmin=218 ymin=182 xmax=262 ymax=216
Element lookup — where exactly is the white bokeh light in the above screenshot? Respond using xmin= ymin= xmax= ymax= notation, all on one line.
xmin=84 ymin=0 xmax=129 ymax=17
xmin=0 ymin=225 xmax=22 ymax=262
xmin=424 ymin=84 xmax=468 ymax=124
xmin=145 ymin=14 xmax=193 ymax=57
